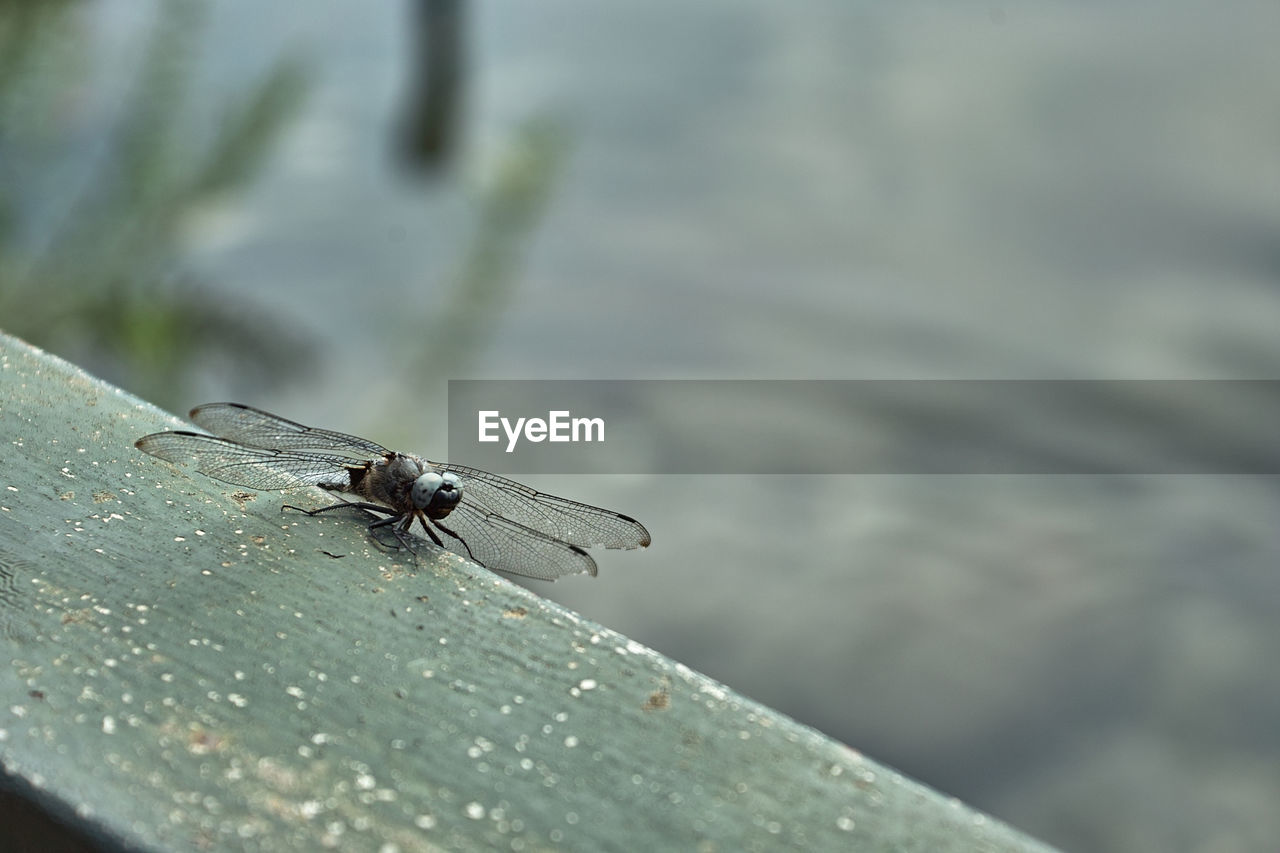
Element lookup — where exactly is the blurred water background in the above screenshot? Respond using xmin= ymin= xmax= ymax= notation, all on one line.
xmin=3 ymin=1 xmax=1279 ymax=850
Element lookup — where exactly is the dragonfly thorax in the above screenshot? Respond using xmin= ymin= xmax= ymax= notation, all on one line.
xmin=412 ymin=471 xmax=463 ymax=519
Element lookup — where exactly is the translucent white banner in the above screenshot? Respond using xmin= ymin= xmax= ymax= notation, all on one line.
xmin=447 ymin=380 xmax=1280 ymax=475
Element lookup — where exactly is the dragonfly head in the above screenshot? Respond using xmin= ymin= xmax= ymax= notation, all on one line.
xmin=412 ymin=471 xmax=463 ymax=520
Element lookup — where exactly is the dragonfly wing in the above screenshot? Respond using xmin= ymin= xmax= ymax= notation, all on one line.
xmin=434 ymin=504 xmax=599 ymax=580
xmin=136 ymin=431 xmax=357 ymax=492
xmin=432 ymin=463 xmax=651 ymax=550
xmin=189 ymin=403 xmax=388 ymax=456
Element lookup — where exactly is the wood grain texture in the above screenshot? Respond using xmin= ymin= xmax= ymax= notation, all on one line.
xmin=0 ymin=332 xmax=1057 ymax=852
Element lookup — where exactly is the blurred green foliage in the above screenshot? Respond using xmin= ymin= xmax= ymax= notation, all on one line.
xmin=419 ymin=116 xmax=569 ymax=378
xmin=0 ymin=0 xmax=308 ymax=406
xmin=0 ymin=0 xmax=564 ymax=409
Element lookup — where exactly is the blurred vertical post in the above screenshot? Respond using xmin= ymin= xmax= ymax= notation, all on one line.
xmin=397 ymin=0 xmax=465 ymax=172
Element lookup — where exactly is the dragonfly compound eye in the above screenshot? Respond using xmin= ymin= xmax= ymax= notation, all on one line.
xmin=412 ymin=471 xmax=463 ymax=518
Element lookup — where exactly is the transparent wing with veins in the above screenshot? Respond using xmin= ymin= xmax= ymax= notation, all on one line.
xmin=190 ymin=403 xmax=651 ymax=552
xmin=138 ymin=402 xmax=650 ymax=580
xmin=133 ymin=430 xmax=358 ymax=492
xmin=435 ymin=463 xmax=650 ymax=551
xmin=432 ymin=513 xmax=602 ymax=580
xmin=189 ymin=402 xmax=387 ymax=456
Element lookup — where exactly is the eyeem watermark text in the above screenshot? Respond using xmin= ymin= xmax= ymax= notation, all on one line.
xmin=478 ymin=410 xmax=605 ymax=453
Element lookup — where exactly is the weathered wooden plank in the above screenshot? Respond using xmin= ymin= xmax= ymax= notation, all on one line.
xmin=0 ymin=331 xmax=1056 ymax=852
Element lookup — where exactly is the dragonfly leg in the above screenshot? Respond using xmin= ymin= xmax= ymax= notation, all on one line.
xmin=282 ymin=499 xmax=395 ymax=519
xmin=282 ymin=500 xmax=417 ymax=553
xmin=409 ymin=516 xmax=446 ymax=549
xmin=362 ymin=510 xmax=446 ymax=556
xmin=432 ymin=519 xmax=478 ymax=563
xmin=280 ymin=499 xmax=450 ymax=561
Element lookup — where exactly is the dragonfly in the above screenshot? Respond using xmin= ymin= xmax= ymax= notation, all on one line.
xmin=134 ymin=403 xmax=650 ymax=580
